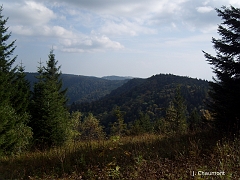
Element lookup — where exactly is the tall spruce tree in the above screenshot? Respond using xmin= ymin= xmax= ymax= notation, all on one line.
xmin=29 ymin=60 xmax=46 ymax=147
xmin=0 ymin=5 xmax=16 ymax=104
xmin=0 ymin=6 xmax=32 ymax=155
xmin=30 ymin=50 xmax=70 ymax=148
xmin=203 ymin=6 xmax=240 ymax=134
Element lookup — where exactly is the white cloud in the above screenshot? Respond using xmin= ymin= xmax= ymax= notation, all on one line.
xmin=46 ymin=0 xmax=188 ymax=17
xmin=42 ymin=26 xmax=75 ymax=38
xmin=11 ymin=23 xmax=124 ymax=52
xmin=196 ymin=6 xmax=214 ymax=13
xmin=10 ymin=24 xmax=75 ymax=38
xmin=2 ymin=0 xmax=239 ymax=54
xmin=4 ymin=1 xmax=56 ymax=26
xmin=4 ymin=0 xmax=221 ymax=37
xmin=60 ymin=33 xmax=124 ymax=53
xmin=2 ymin=0 xmax=123 ymax=53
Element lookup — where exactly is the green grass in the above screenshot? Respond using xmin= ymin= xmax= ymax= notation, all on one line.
xmin=0 ymin=131 xmax=240 ymax=179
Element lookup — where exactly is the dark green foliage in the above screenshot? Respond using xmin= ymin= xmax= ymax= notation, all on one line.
xmin=0 ymin=6 xmax=32 ymax=155
xmin=72 ymin=74 xmax=209 ymax=129
xmin=203 ymin=6 xmax=240 ymax=134
xmin=29 ymin=61 xmax=47 ymax=147
xmin=12 ymin=62 xmax=31 ymax=116
xmin=128 ymin=113 xmax=153 ymax=135
xmin=30 ymin=50 xmax=70 ymax=148
xmin=0 ymin=9 xmax=16 ymax=73
xmin=0 ymin=6 xmax=16 ymax=105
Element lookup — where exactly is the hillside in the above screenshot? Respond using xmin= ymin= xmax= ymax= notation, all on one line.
xmin=71 ymin=74 xmax=209 ymax=126
xmin=25 ymin=73 xmax=129 ymax=104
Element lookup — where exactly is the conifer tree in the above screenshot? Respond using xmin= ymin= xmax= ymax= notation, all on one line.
xmin=0 ymin=5 xmax=17 ymax=106
xmin=0 ymin=6 xmax=32 ymax=155
xmin=165 ymin=87 xmax=187 ymax=134
xmin=29 ymin=60 xmax=47 ymax=147
xmin=203 ymin=6 xmax=240 ymax=133
xmin=30 ymin=50 xmax=70 ymax=148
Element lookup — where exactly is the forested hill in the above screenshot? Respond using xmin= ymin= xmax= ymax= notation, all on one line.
xmin=71 ymin=74 xmax=209 ymax=126
xmin=25 ymin=73 xmax=129 ymax=104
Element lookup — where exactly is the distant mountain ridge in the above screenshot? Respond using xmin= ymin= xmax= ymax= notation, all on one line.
xmin=101 ymin=76 xmax=134 ymax=80
xmin=25 ymin=73 xmax=130 ymax=104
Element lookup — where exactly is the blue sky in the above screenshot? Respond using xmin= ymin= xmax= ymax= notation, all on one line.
xmin=2 ymin=0 xmax=240 ymax=80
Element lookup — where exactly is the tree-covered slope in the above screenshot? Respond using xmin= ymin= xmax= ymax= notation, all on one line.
xmin=71 ymin=74 xmax=209 ymax=126
xmin=25 ymin=73 xmax=129 ymax=104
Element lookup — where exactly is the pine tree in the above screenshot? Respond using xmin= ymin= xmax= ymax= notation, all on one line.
xmin=0 ymin=5 xmax=17 ymax=106
xmin=29 ymin=60 xmax=47 ymax=147
xmin=165 ymin=87 xmax=187 ymax=134
xmin=43 ymin=50 xmax=69 ymax=146
xmin=30 ymin=50 xmax=70 ymax=148
xmin=0 ymin=6 xmax=32 ymax=155
xmin=203 ymin=6 xmax=240 ymax=134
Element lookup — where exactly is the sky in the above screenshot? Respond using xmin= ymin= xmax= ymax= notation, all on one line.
xmin=2 ymin=0 xmax=240 ymax=80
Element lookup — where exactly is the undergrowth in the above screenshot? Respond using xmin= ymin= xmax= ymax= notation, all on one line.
xmin=0 ymin=131 xmax=239 ymax=179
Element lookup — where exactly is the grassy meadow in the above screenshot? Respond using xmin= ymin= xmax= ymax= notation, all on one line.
xmin=0 ymin=130 xmax=240 ymax=179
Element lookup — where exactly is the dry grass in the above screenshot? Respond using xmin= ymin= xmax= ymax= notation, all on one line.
xmin=0 ymin=131 xmax=240 ymax=179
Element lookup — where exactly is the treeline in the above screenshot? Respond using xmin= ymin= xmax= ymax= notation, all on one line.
xmin=70 ymin=83 xmax=211 ymax=140
xmin=71 ymin=74 xmax=210 ymax=133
